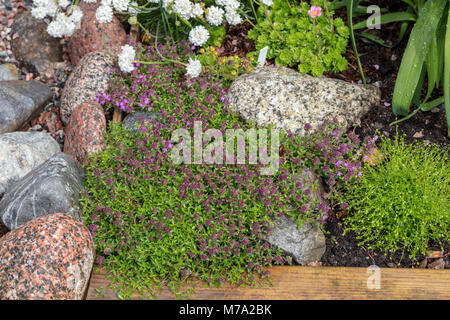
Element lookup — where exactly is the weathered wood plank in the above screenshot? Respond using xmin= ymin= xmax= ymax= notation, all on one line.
xmin=86 ymin=266 xmax=450 ymax=300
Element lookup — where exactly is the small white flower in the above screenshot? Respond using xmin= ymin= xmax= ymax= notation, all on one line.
xmin=206 ymin=6 xmax=224 ymax=26
xmin=261 ymin=0 xmax=273 ymax=6
xmin=83 ymin=0 xmax=98 ymax=3
xmin=191 ymin=3 xmax=203 ymax=18
xmin=173 ymin=0 xmax=193 ymax=20
xmin=31 ymin=6 xmax=47 ymax=19
xmin=128 ymin=1 xmax=140 ymax=15
xmin=185 ymin=58 xmax=202 ymax=78
xmin=96 ymin=4 xmax=114 ymax=23
xmin=225 ymin=9 xmax=242 ymax=25
xmin=58 ymin=0 xmax=71 ymax=8
xmin=69 ymin=6 xmax=84 ymax=24
xmin=101 ymin=0 xmax=113 ymax=5
xmin=47 ymin=13 xmax=75 ymax=37
xmin=162 ymin=0 xmax=174 ymax=9
xmin=118 ymin=44 xmax=136 ymax=73
xmin=189 ymin=25 xmax=209 ymax=47
xmin=112 ymin=0 xmax=130 ymax=11
xmin=147 ymin=0 xmax=160 ymax=3
xmin=223 ymin=0 xmax=240 ymax=11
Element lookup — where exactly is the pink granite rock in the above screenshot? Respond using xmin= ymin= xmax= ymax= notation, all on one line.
xmin=64 ymin=103 xmax=106 ymax=165
xmin=68 ymin=2 xmax=126 ymax=66
xmin=0 ymin=213 xmax=94 ymax=300
xmin=60 ymin=51 xmax=114 ymax=125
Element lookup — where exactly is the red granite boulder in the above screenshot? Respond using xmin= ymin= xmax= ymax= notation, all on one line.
xmin=68 ymin=2 xmax=126 ymax=66
xmin=0 ymin=213 xmax=94 ymax=300
xmin=64 ymin=103 xmax=106 ymax=165
xmin=60 ymin=51 xmax=114 ymax=125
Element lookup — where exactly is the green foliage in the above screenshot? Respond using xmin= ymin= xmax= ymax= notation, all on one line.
xmin=347 ymin=0 xmax=450 ymax=136
xmin=342 ymin=135 xmax=450 ymax=260
xmin=196 ymin=46 xmax=258 ymax=83
xmin=247 ymin=0 xmax=349 ymax=76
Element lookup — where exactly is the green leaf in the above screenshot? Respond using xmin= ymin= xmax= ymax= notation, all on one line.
xmin=444 ymin=4 xmax=450 ymax=136
xmin=392 ymin=0 xmax=447 ymax=116
xmin=353 ymin=12 xmax=417 ymax=30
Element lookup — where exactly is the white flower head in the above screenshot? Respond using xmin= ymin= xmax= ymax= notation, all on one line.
xmin=189 ymin=25 xmax=209 ymax=47
xmin=224 ymin=0 xmax=240 ymax=11
xmin=225 ymin=9 xmax=242 ymax=25
xmin=206 ymin=6 xmax=224 ymax=26
xmin=31 ymin=6 xmax=48 ymax=19
xmin=185 ymin=58 xmax=202 ymax=78
xmin=83 ymin=0 xmax=98 ymax=3
xmin=128 ymin=1 xmax=140 ymax=15
xmin=147 ymin=0 xmax=160 ymax=3
xmin=191 ymin=3 xmax=203 ymax=18
xmin=112 ymin=0 xmax=130 ymax=11
xmin=69 ymin=6 xmax=84 ymax=25
xmin=46 ymin=12 xmax=76 ymax=37
xmin=162 ymin=0 xmax=174 ymax=9
xmin=261 ymin=0 xmax=273 ymax=6
xmin=96 ymin=4 xmax=114 ymax=23
xmin=118 ymin=44 xmax=136 ymax=73
xmin=173 ymin=0 xmax=193 ymax=20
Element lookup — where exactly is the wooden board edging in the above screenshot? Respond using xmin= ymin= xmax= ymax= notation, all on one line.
xmin=86 ymin=266 xmax=450 ymax=300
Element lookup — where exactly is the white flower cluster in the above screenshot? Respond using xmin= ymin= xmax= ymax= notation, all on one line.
xmin=118 ymin=44 xmax=136 ymax=73
xmin=31 ymin=1 xmax=84 ymax=37
xmin=188 ymin=25 xmax=209 ymax=47
xmin=185 ymin=58 xmax=202 ymax=78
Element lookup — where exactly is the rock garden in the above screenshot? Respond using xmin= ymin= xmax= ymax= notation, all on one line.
xmin=0 ymin=0 xmax=448 ymax=300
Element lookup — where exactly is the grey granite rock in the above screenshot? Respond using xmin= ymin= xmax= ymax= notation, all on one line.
xmin=267 ymin=216 xmax=326 ymax=265
xmin=228 ymin=67 xmax=381 ymax=136
xmin=0 ymin=132 xmax=60 ymax=196
xmin=123 ymin=111 xmax=161 ymax=132
xmin=0 ymin=63 xmax=19 ymax=81
xmin=0 ymin=152 xmax=84 ymax=230
xmin=0 ymin=80 xmax=53 ymax=134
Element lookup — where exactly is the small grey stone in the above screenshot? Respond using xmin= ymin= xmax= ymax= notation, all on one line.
xmin=0 ymin=80 xmax=53 ymax=134
xmin=0 ymin=132 xmax=60 ymax=196
xmin=123 ymin=111 xmax=162 ymax=132
xmin=228 ymin=67 xmax=381 ymax=136
xmin=0 ymin=63 xmax=19 ymax=81
xmin=431 ymin=106 xmax=442 ymax=113
xmin=267 ymin=216 xmax=326 ymax=265
xmin=0 ymin=152 xmax=85 ymax=230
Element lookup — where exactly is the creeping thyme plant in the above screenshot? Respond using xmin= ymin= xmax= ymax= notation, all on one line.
xmin=80 ymin=41 xmax=376 ymax=298
xmin=247 ymin=0 xmax=349 ymax=76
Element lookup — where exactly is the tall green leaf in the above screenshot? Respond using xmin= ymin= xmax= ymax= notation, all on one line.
xmin=392 ymin=0 xmax=447 ymax=116
xmin=444 ymin=2 xmax=450 ymax=137
xmin=353 ymin=12 xmax=417 ymax=30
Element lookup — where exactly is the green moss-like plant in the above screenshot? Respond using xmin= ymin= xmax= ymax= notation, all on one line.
xmin=342 ymin=135 xmax=450 ymax=260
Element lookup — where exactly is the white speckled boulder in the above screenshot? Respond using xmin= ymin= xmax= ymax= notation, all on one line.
xmin=228 ymin=67 xmax=381 ymax=136
xmin=0 ymin=132 xmax=60 ymax=196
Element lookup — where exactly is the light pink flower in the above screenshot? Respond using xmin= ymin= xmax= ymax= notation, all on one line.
xmin=308 ymin=6 xmax=322 ymax=18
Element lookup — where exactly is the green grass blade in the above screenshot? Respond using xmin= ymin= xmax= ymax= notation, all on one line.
xmin=347 ymin=0 xmax=366 ymax=87
xmin=392 ymin=0 xmax=447 ymax=116
xmin=353 ymin=12 xmax=417 ymax=30
xmin=444 ymin=4 xmax=450 ymax=137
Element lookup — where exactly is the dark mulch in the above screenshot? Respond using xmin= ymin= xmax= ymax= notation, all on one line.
xmin=220 ymin=21 xmax=256 ymax=57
